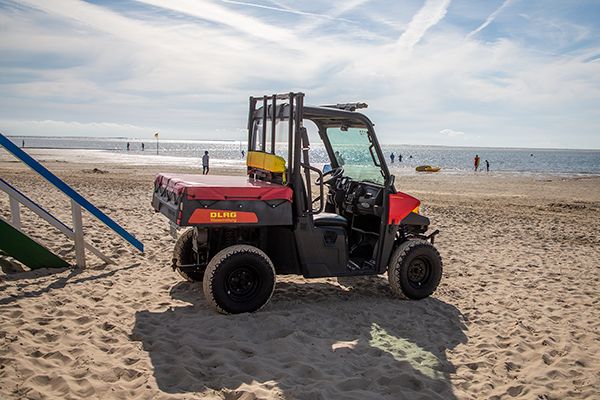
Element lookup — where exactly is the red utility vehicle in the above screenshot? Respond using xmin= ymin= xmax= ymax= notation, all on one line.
xmin=152 ymin=93 xmax=441 ymax=314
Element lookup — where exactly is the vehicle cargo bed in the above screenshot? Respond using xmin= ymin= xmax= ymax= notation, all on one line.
xmin=152 ymin=173 xmax=293 ymax=226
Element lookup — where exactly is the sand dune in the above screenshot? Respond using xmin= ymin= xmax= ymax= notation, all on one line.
xmin=1 ymin=155 xmax=599 ymax=399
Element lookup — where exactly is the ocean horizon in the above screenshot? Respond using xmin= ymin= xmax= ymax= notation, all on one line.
xmin=5 ymin=135 xmax=600 ymax=176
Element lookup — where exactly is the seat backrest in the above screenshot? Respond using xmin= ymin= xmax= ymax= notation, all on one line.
xmin=247 ymin=151 xmax=286 ymax=184
xmin=247 ymin=151 xmax=286 ymax=173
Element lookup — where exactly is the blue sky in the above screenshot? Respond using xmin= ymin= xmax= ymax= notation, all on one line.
xmin=0 ymin=0 xmax=599 ymax=148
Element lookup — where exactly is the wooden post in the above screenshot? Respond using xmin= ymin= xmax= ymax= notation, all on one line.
xmin=71 ymin=200 xmax=86 ymax=268
xmin=9 ymin=195 xmax=21 ymax=229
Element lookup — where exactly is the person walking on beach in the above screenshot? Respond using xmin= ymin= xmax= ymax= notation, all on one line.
xmin=21 ymin=140 xmax=25 ymax=148
xmin=241 ymin=150 xmax=245 ymax=158
xmin=485 ymin=160 xmax=490 ymax=172
xmin=141 ymin=142 xmax=145 ymax=151
xmin=474 ymin=154 xmax=480 ymax=172
xmin=202 ymin=151 xmax=210 ymax=175
xmin=127 ymin=142 xmax=130 ymax=151
xmin=390 ymin=152 xmax=395 ymax=164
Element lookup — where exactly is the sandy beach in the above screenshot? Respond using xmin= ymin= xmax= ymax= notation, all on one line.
xmin=1 ymin=149 xmax=599 ymax=399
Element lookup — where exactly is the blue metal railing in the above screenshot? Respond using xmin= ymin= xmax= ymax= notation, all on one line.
xmin=0 ymin=133 xmax=144 ymax=252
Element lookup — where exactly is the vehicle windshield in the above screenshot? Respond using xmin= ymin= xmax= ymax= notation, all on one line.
xmin=326 ymin=126 xmax=385 ymax=185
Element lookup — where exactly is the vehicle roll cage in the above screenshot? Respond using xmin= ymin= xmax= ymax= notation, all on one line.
xmin=247 ymin=92 xmax=391 ymax=192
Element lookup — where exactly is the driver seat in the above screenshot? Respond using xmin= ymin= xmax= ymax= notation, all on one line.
xmin=313 ymin=212 xmax=348 ymax=228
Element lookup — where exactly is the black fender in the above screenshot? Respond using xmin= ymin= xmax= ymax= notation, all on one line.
xmin=400 ymin=212 xmax=430 ymax=227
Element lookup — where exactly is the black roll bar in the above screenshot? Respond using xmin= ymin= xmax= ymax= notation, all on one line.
xmin=287 ymin=93 xmax=294 ymax=184
xmin=247 ymin=96 xmax=256 ymax=150
xmin=248 ymin=92 xmax=326 ymax=215
xmin=271 ymin=94 xmax=276 ymax=154
xmin=300 ymin=163 xmax=324 ymax=214
xmin=261 ymin=96 xmax=267 ymax=151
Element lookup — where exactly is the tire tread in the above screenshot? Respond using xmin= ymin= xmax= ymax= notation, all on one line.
xmin=388 ymin=239 xmax=443 ymax=299
xmin=172 ymin=228 xmax=196 ymax=281
xmin=203 ymin=245 xmax=276 ymax=314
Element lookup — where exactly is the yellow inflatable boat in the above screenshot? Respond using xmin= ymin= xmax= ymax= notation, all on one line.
xmin=415 ymin=165 xmax=441 ymax=173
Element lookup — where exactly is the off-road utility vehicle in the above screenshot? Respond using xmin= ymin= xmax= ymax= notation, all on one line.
xmin=152 ymin=92 xmax=442 ymax=314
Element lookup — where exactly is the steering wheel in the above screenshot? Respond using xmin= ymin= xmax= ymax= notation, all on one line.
xmin=316 ymin=166 xmax=344 ymax=185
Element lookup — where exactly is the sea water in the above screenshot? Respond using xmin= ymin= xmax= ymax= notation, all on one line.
xmin=6 ymin=135 xmax=600 ymax=176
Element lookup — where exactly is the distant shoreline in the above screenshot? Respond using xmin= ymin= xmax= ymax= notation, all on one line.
xmin=3 ymin=148 xmax=599 ymax=178
xmin=6 ymin=134 xmax=600 ymax=152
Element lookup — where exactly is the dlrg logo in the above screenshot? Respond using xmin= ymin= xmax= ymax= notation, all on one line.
xmin=210 ymin=211 xmax=237 ymax=219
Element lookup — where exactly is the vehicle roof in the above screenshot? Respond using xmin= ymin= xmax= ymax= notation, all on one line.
xmin=303 ymin=106 xmax=372 ymax=127
xmin=254 ymin=104 xmax=374 ymax=128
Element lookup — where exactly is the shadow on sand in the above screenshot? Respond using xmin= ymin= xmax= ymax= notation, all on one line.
xmin=132 ymin=276 xmax=467 ymax=399
xmin=0 ymin=263 xmax=138 ymax=305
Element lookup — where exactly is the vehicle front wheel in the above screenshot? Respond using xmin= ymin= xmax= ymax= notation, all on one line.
xmin=203 ymin=245 xmax=276 ymax=314
xmin=388 ymin=239 xmax=443 ymax=299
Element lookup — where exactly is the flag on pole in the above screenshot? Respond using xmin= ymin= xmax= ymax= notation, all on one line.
xmin=154 ymin=132 xmax=159 ymax=138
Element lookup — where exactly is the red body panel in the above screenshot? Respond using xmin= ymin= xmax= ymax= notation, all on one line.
xmin=388 ymin=192 xmax=420 ymax=225
xmin=154 ymin=173 xmax=293 ymax=202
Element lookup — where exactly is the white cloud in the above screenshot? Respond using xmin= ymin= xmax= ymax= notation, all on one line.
xmin=0 ymin=0 xmax=599 ymax=148
xmin=298 ymin=0 xmax=370 ymax=33
xmin=218 ymin=0 xmax=357 ymax=24
xmin=440 ymin=129 xmax=465 ymax=137
xmin=0 ymin=119 xmax=163 ymax=137
xmin=135 ymin=0 xmax=298 ymax=45
xmin=397 ymin=0 xmax=451 ymax=50
xmin=467 ymin=0 xmax=516 ymax=39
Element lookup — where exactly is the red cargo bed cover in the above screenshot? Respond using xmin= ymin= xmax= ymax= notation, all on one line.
xmin=155 ymin=173 xmax=293 ymax=202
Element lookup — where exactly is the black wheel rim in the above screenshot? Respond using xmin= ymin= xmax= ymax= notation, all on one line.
xmin=225 ymin=266 xmax=259 ymax=302
xmin=407 ymin=256 xmax=432 ymax=288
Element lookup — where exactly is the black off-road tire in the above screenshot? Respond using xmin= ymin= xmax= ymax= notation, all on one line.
xmin=172 ymin=229 xmax=204 ymax=282
xmin=203 ymin=245 xmax=276 ymax=314
xmin=388 ymin=239 xmax=443 ymax=300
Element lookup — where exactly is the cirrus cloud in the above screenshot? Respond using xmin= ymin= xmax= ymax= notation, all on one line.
xmin=440 ymin=128 xmax=465 ymax=138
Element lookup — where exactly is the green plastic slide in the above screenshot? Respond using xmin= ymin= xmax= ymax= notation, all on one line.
xmin=0 ymin=219 xmax=69 ymax=269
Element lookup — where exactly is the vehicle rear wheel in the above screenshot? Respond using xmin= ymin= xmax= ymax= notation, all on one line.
xmin=203 ymin=245 xmax=276 ymax=314
xmin=172 ymin=228 xmax=205 ymax=282
xmin=388 ymin=239 xmax=442 ymax=299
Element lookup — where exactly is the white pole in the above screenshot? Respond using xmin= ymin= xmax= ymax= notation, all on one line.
xmin=71 ymin=199 xmax=86 ymax=268
xmin=9 ymin=195 xmax=21 ymax=229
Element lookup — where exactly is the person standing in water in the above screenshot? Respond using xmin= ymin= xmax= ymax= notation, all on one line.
xmin=399 ymin=154 xmax=402 ymax=162
xmin=141 ymin=142 xmax=145 ymax=151
xmin=485 ymin=160 xmax=490 ymax=172
xmin=390 ymin=152 xmax=395 ymax=163
xmin=127 ymin=142 xmax=130 ymax=151
xmin=474 ymin=154 xmax=480 ymax=172
xmin=202 ymin=151 xmax=210 ymax=175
